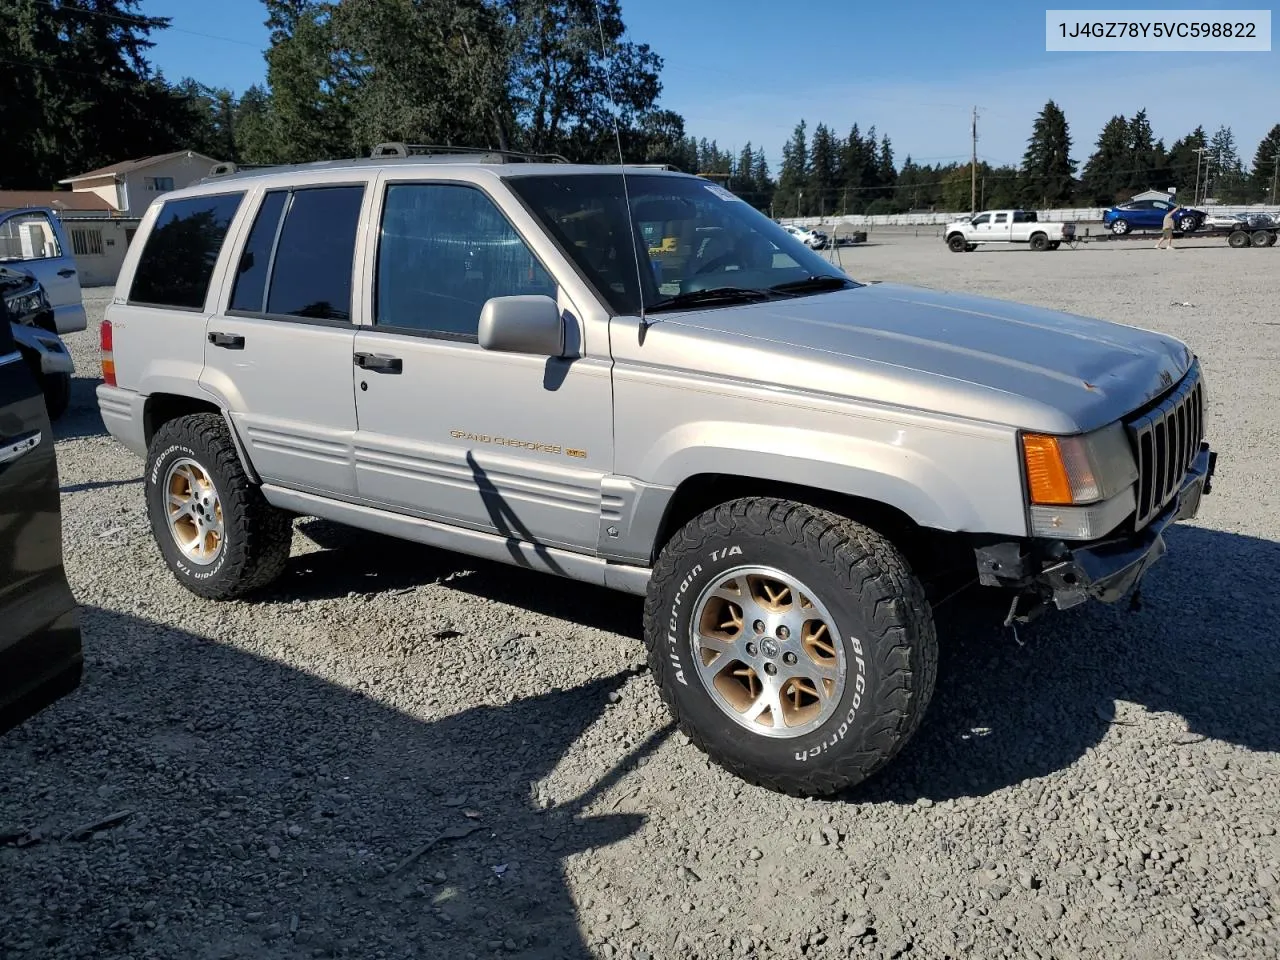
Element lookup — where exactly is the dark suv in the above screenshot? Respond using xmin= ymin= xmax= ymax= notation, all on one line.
xmin=0 ymin=292 xmax=82 ymax=735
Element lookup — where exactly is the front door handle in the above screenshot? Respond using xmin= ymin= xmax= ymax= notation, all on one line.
xmin=354 ymin=352 xmax=402 ymax=373
xmin=0 ymin=431 xmax=41 ymax=466
xmin=208 ymin=331 xmax=246 ymax=349
xmin=57 ymin=268 xmax=77 ymax=278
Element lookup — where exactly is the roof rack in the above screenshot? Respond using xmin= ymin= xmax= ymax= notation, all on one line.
xmin=207 ymin=161 xmax=279 ymax=178
xmin=625 ymin=163 xmax=682 ymax=172
xmin=369 ymin=142 xmax=572 ymax=164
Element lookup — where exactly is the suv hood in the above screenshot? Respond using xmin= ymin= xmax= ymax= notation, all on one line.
xmin=654 ymin=281 xmax=1194 ymax=434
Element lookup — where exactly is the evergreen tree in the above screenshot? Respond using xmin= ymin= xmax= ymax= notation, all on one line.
xmin=776 ymin=120 xmax=809 ymax=216
xmin=1127 ymin=109 xmax=1171 ymax=193
xmin=1020 ymin=100 xmax=1076 ymax=207
xmin=1251 ymin=124 xmax=1280 ymax=203
xmin=877 ymin=134 xmax=897 ymax=202
xmin=1167 ymin=126 xmax=1209 ymax=201
xmin=808 ymin=123 xmax=838 ymax=216
xmin=1079 ymin=115 xmax=1131 ymax=205
xmin=0 ymin=0 xmax=196 ymax=188
xmin=1207 ymin=125 xmax=1246 ymax=202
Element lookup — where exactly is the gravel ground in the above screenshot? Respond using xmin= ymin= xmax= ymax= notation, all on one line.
xmin=2 ymin=235 xmax=1278 ymax=960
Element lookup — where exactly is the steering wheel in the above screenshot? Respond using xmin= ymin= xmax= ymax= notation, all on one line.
xmin=693 ymin=250 xmax=740 ymax=276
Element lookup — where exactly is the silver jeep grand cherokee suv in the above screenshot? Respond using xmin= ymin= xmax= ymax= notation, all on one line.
xmin=96 ymin=144 xmax=1218 ymax=797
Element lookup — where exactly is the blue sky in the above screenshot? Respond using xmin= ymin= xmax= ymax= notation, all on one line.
xmin=141 ymin=0 xmax=1279 ymax=172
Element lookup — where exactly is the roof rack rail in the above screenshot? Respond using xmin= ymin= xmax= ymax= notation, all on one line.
xmin=625 ymin=163 xmax=682 ymax=171
xmin=370 ymin=142 xmax=572 ymax=164
xmin=207 ymin=161 xmax=279 ymax=178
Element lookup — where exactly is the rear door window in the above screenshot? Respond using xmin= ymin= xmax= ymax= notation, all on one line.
xmin=228 ymin=190 xmax=288 ymax=313
xmin=263 ymin=186 xmax=365 ymax=322
xmin=128 ymin=193 xmax=244 ymax=310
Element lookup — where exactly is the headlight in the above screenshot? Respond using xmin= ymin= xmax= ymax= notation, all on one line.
xmin=1021 ymin=423 xmax=1140 ymax=540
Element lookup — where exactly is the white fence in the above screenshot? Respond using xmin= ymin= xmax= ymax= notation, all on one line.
xmin=781 ymin=204 xmax=1280 ymax=229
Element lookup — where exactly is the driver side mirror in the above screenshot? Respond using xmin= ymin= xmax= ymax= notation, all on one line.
xmin=477 ymin=295 xmax=564 ymax=357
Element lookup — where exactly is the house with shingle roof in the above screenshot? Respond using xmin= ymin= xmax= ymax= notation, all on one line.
xmin=55 ymin=149 xmax=222 ymax=217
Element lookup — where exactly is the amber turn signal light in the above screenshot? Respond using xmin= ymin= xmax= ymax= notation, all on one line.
xmin=1022 ymin=434 xmax=1074 ymax=505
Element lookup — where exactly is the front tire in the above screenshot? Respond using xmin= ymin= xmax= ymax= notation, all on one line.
xmin=947 ymin=234 xmax=967 ymax=252
xmin=1110 ymin=219 xmax=1130 ymax=235
xmin=643 ymin=498 xmax=938 ymax=797
xmin=145 ymin=413 xmax=292 ymax=600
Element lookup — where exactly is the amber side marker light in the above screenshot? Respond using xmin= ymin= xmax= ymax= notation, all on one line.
xmin=1021 ymin=434 xmax=1074 ymax=505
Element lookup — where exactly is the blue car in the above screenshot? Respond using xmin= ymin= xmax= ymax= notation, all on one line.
xmin=1103 ymin=198 xmax=1204 ymax=235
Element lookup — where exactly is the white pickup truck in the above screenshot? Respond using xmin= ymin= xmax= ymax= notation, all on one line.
xmin=944 ymin=209 xmax=1075 ymax=253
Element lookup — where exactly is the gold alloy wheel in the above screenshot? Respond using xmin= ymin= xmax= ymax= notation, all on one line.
xmin=690 ymin=566 xmax=848 ymax=738
xmin=164 ymin=457 xmax=225 ymax=566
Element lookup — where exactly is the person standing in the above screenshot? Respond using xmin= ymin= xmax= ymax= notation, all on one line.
xmin=1155 ymin=203 xmax=1181 ymax=250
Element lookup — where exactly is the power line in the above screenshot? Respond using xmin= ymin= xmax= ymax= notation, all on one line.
xmin=34 ymin=0 xmax=264 ymax=49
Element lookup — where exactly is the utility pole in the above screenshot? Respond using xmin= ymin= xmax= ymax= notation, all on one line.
xmin=1192 ymin=147 xmax=1207 ymax=206
xmin=1271 ymin=153 xmax=1279 ymax=206
xmin=971 ymin=106 xmax=978 ymax=213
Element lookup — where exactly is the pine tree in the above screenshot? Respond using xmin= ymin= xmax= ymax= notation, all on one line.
xmin=1167 ymin=126 xmax=1208 ymax=201
xmin=1251 ymin=124 xmax=1280 ymax=203
xmin=808 ymin=124 xmax=838 ymax=216
xmin=0 ymin=0 xmax=196 ymax=188
xmin=1020 ymin=100 xmax=1076 ymax=207
xmin=877 ymin=135 xmax=897 ymax=202
xmin=777 ymin=120 xmax=809 ymax=216
xmin=1079 ymin=115 xmax=1131 ymax=205
xmin=1207 ymin=125 xmax=1246 ymax=202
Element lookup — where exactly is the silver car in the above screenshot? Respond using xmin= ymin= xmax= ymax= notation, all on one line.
xmin=95 ymin=146 xmax=1218 ymax=796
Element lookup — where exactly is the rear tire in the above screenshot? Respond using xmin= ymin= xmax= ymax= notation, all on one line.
xmin=1252 ymin=230 xmax=1272 ymax=248
xmin=41 ymin=371 xmax=70 ymax=421
xmin=1029 ymin=233 xmax=1048 ymax=251
xmin=1228 ymin=230 xmax=1249 ymax=248
xmin=643 ymin=497 xmax=938 ymax=797
xmin=145 ymin=413 xmax=292 ymax=600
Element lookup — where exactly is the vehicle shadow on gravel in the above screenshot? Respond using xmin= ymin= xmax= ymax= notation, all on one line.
xmin=0 ymin=606 xmax=662 ymax=959
xmin=856 ymin=523 xmax=1280 ymax=805
xmin=50 ymin=374 xmax=107 ymax=444
xmin=264 ymin=518 xmax=1278 ymax=808
xmin=281 ymin=518 xmax=644 ymax=638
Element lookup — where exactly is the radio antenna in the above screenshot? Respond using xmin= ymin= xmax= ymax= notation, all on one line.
xmin=592 ymin=0 xmax=649 ymax=339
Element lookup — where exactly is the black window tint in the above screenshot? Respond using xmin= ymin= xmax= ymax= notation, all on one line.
xmin=265 ymin=186 xmax=364 ymax=321
xmin=376 ymin=183 xmax=556 ymax=337
xmin=228 ymin=190 xmax=287 ymax=313
xmin=129 ymin=193 xmax=243 ymax=309
xmin=0 ymin=307 xmax=13 ymax=353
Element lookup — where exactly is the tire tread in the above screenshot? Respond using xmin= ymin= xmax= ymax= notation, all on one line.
xmin=147 ymin=413 xmax=292 ymax=600
xmin=643 ymin=497 xmax=938 ymax=797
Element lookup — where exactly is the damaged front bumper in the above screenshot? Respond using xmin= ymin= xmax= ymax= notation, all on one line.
xmin=10 ymin=322 xmax=75 ymax=376
xmin=975 ymin=442 xmax=1218 ymax=623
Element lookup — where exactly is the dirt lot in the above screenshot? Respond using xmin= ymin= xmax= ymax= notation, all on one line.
xmin=2 ymin=234 xmax=1278 ymax=960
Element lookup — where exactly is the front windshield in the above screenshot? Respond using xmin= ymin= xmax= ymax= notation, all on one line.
xmin=506 ymin=172 xmax=856 ymax=314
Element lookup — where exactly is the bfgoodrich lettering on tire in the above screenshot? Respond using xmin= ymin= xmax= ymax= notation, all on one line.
xmin=145 ymin=413 xmax=292 ymax=600
xmin=643 ymin=497 xmax=938 ymax=797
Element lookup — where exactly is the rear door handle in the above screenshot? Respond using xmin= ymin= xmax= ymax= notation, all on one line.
xmin=208 ymin=331 xmax=245 ymax=349
xmin=57 ymin=268 xmax=77 ymax=278
xmin=354 ymin=352 xmax=402 ymax=373
xmin=0 ymin=431 xmax=41 ymax=466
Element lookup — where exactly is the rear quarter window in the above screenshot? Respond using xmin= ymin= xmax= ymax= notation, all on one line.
xmin=128 ymin=192 xmax=244 ymax=310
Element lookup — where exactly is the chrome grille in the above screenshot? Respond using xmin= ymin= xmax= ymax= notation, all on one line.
xmin=1126 ymin=362 xmax=1205 ymax=530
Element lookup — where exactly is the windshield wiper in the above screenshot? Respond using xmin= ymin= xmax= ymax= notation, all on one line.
xmin=646 ymin=287 xmax=774 ymax=312
xmin=768 ymin=275 xmax=858 ymax=295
